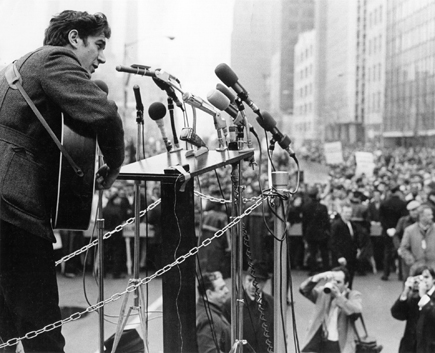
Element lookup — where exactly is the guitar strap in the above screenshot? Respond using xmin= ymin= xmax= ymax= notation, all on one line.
xmin=4 ymin=62 xmax=84 ymax=177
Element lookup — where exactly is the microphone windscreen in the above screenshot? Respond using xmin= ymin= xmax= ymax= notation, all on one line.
xmin=215 ymin=63 xmax=238 ymax=87
xmin=207 ymin=90 xmax=230 ymax=111
xmin=257 ymin=111 xmax=277 ymax=131
xmin=148 ymin=102 xmax=167 ymax=121
xmin=216 ymin=83 xmax=236 ymax=103
xmin=94 ymin=80 xmax=109 ymax=94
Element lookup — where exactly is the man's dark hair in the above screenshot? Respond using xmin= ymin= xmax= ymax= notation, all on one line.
xmin=43 ymin=10 xmax=111 ymax=46
xmin=197 ymin=272 xmax=221 ymax=296
xmin=413 ymin=264 xmax=435 ymax=278
xmin=331 ymin=266 xmax=350 ymax=284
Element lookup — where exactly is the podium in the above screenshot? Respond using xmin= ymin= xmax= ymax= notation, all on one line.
xmin=118 ymin=149 xmax=254 ymax=353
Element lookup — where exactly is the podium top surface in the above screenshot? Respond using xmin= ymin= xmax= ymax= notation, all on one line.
xmin=118 ymin=149 xmax=254 ymax=181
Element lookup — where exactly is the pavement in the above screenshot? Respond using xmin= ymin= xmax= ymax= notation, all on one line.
xmin=50 ymin=267 xmax=408 ymax=353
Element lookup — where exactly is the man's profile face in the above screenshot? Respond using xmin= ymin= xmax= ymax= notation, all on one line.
xmin=208 ymin=277 xmax=229 ymax=306
xmin=243 ymin=274 xmax=266 ymax=300
xmin=74 ymin=33 xmax=107 ymax=74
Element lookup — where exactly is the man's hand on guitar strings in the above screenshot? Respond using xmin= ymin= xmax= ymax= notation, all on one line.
xmin=95 ymin=164 xmax=121 ymax=190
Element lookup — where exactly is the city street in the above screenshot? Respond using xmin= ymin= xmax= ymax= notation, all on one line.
xmin=54 ymin=268 xmax=406 ymax=353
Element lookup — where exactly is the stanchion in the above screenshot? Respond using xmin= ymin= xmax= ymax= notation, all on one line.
xmin=230 ymin=160 xmax=245 ymax=352
xmin=109 ymin=90 xmax=149 ymax=353
xmin=272 ymin=171 xmax=289 ymax=352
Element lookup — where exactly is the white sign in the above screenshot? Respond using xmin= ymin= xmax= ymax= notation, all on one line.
xmin=355 ymin=151 xmax=375 ymax=177
xmin=324 ymin=141 xmax=344 ymax=165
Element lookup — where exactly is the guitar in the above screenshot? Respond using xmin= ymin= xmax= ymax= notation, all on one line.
xmin=52 ymin=114 xmax=97 ymax=230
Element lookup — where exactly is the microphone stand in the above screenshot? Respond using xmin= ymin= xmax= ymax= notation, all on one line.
xmin=234 ymin=98 xmax=253 ymax=150
xmin=167 ymin=97 xmax=182 ymax=153
xmin=96 ymin=151 xmax=105 ymax=353
xmin=110 ymin=98 xmax=149 ymax=353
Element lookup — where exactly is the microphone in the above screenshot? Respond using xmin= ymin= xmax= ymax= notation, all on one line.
xmin=207 ymin=89 xmax=256 ymax=133
xmin=117 ymin=64 xmax=180 ymax=84
xmin=152 ymin=78 xmax=184 ymax=111
xmin=256 ymin=111 xmax=293 ymax=152
xmin=94 ymin=80 xmax=109 ymax=94
xmin=182 ymin=92 xmax=219 ymax=117
xmin=116 ymin=65 xmax=156 ymax=77
xmin=216 ymin=83 xmax=236 ymax=104
xmin=148 ymin=102 xmax=173 ymax=152
xmin=183 ymin=92 xmax=228 ymax=149
xmin=207 ymin=89 xmax=238 ymax=119
xmin=133 ymin=85 xmax=144 ymax=112
xmin=215 ymin=63 xmax=260 ymax=114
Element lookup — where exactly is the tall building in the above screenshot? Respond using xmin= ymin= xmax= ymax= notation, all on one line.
xmin=293 ymin=29 xmax=317 ymax=143
xmin=364 ymin=0 xmax=386 ymax=143
xmin=384 ymin=0 xmax=435 ymax=146
xmin=279 ymin=0 xmax=315 ymax=115
xmin=322 ymin=0 xmax=362 ymax=143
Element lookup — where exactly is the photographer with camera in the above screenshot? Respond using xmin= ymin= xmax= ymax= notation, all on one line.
xmin=391 ymin=265 xmax=435 ymax=353
xmin=299 ymin=266 xmax=362 ymax=353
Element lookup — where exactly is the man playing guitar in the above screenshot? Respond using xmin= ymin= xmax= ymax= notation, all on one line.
xmin=0 ymin=10 xmax=124 ymax=352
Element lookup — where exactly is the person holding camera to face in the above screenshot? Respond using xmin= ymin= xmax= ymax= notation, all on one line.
xmin=299 ymin=267 xmax=362 ymax=353
xmin=391 ymin=265 xmax=435 ymax=353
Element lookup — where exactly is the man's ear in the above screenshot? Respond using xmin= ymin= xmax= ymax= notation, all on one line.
xmin=205 ymin=288 xmax=213 ymax=299
xmin=67 ymin=29 xmax=80 ymax=48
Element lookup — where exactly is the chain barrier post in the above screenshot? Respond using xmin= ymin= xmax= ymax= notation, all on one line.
xmin=272 ymin=171 xmax=289 ymax=353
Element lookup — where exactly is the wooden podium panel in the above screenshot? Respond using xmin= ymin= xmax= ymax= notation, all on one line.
xmin=118 ymin=149 xmax=253 ymax=353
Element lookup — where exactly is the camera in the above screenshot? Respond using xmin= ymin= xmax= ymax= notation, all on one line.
xmin=324 ymin=282 xmax=334 ymax=294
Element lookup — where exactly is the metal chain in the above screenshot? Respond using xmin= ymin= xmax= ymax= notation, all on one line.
xmin=54 ymin=199 xmax=161 ymax=267
xmin=194 ymin=190 xmax=262 ymax=205
xmin=0 ymin=195 xmax=266 ymax=350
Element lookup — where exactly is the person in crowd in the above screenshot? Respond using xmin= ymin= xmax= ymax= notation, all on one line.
xmin=197 ymin=188 xmax=231 ymax=278
xmin=330 ymin=204 xmax=359 ymax=288
xmin=196 ymin=271 xmax=231 ymax=353
xmin=379 ymin=184 xmax=408 ymax=281
xmin=0 ymin=10 xmax=124 ymax=352
xmin=59 ymin=230 xmax=85 ymax=278
xmin=323 ymin=184 xmax=349 ymax=219
xmin=223 ymin=261 xmax=274 ymax=353
xmin=302 ymin=186 xmax=331 ymax=275
xmin=299 ymin=266 xmax=362 ymax=353
xmin=144 ymin=183 xmax=162 ymax=270
xmin=367 ymin=188 xmax=383 ymax=271
xmin=399 ymin=205 xmax=435 ymax=276
xmin=415 ymin=265 xmax=435 ymax=352
xmin=423 ymin=189 xmax=435 ymax=217
xmin=103 ymin=188 xmax=131 ymax=279
xmin=349 ymin=191 xmax=374 ymax=275
xmin=391 ymin=264 xmax=429 ymax=353
xmin=395 ymin=200 xmax=421 ymax=279
xmin=287 ymin=192 xmax=305 ymax=270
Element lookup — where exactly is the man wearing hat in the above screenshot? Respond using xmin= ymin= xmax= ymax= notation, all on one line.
xmin=223 ymin=261 xmax=274 ymax=353
xmin=395 ymin=200 xmax=421 ymax=279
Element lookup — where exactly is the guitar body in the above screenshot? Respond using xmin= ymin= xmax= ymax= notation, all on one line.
xmin=52 ymin=114 xmax=97 ymax=230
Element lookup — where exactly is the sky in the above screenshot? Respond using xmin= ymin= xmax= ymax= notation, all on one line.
xmin=0 ymin=0 xmax=236 ymax=135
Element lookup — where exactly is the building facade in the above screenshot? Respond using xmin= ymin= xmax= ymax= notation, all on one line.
xmin=384 ymin=0 xmax=435 ymax=146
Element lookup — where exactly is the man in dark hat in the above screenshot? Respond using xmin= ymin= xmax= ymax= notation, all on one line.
xmin=223 ymin=261 xmax=274 ymax=353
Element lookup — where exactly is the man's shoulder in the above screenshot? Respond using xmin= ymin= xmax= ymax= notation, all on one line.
xmin=16 ymin=46 xmax=78 ymax=69
xmin=404 ymin=222 xmax=419 ymax=234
